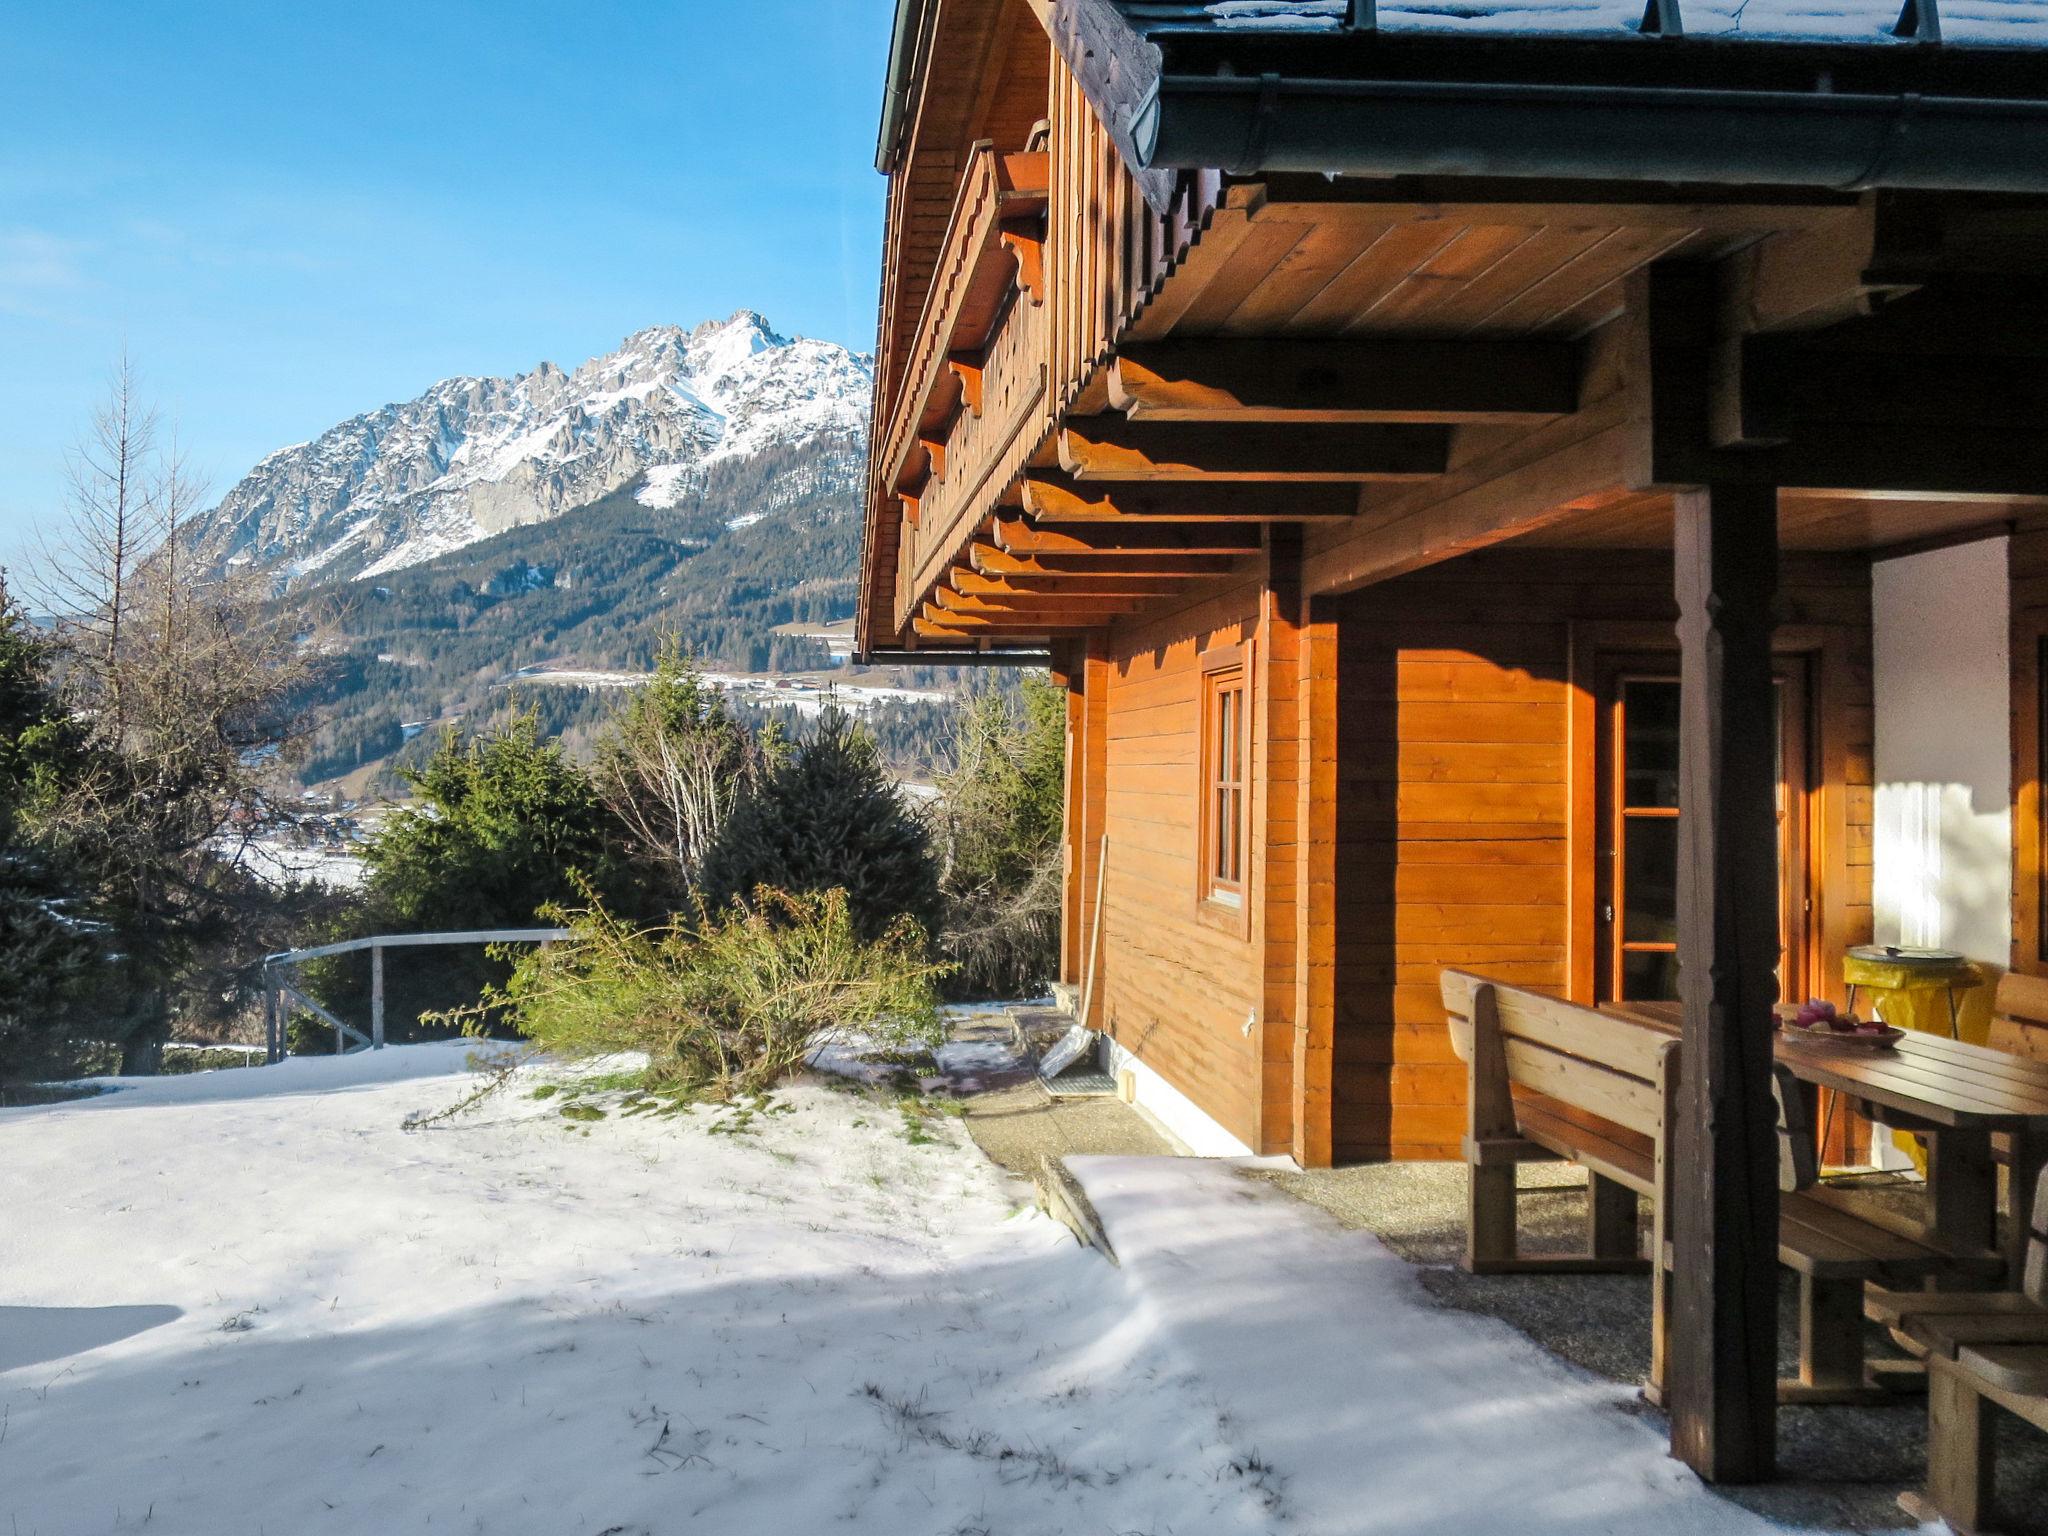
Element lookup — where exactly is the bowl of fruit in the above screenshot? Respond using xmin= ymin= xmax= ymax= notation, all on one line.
xmin=1776 ymin=998 xmax=1903 ymax=1050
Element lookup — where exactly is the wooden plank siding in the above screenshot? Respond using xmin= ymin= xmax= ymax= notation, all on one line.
xmin=1327 ymin=547 xmax=1875 ymax=1162
xmin=1097 ymin=577 xmax=1267 ymax=1147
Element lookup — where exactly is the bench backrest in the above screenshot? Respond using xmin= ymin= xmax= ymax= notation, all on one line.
xmin=1442 ymin=968 xmax=1817 ymax=1193
xmin=1441 ymin=969 xmax=1667 ymax=1139
xmin=1990 ymin=971 xmax=2048 ymax=1065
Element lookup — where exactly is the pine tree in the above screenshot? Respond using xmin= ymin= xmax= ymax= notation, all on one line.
xmin=698 ymin=708 xmax=941 ymax=944
xmin=0 ymin=584 xmax=103 ymax=1083
xmin=336 ymin=710 xmax=639 ymax=1040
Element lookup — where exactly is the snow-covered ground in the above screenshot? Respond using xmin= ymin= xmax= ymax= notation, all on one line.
xmin=506 ymin=663 xmax=951 ymax=719
xmin=1 ymin=1046 xmax=1838 ymax=1535
xmin=234 ymin=837 xmax=370 ymax=892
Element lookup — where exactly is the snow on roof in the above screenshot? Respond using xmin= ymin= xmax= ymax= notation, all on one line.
xmin=1195 ymin=0 xmax=2048 ymax=45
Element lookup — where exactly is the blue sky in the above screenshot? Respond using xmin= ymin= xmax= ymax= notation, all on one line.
xmin=0 ymin=1 xmax=893 ymax=572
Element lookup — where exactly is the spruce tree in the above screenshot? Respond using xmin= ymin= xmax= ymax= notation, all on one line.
xmin=0 ymin=586 xmax=102 ymax=1083
xmin=698 ymin=708 xmax=941 ymax=943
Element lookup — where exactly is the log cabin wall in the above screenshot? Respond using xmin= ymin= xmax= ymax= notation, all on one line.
xmin=1328 ymin=546 xmax=1875 ymax=1162
xmin=1095 ymin=576 xmax=1268 ymax=1150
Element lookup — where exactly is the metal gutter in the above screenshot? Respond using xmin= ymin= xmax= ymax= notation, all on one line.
xmin=1132 ymin=71 xmax=2048 ymax=193
xmin=875 ymin=0 xmax=936 ymax=173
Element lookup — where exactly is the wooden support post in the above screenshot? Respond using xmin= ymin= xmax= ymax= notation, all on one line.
xmin=1255 ymin=527 xmax=1303 ymax=1159
xmin=1668 ymin=481 xmax=1783 ymax=1484
xmin=1053 ymin=643 xmax=1084 ymax=986
xmin=1588 ymin=1175 xmax=1641 ymax=1261
xmin=1074 ymin=635 xmax=1109 ymax=1027
xmin=1295 ymin=593 xmax=1338 ymax=1170
xmin=1923 ymin=1363 xmax=1997 ymax=1535
xmin=1794 ymin=1275 xmax=1869 ymax=1398
xmin=1651 ymin=1039 xmax=1682 ymax=1403
xmin=1465 ymin=982 xmax=1519 ymax=1270
xmin=1253 ymin=524 xmax=1336 ymax=1168
xmin=1928 ymin=1128 xmax=2000 ymax=1283
xmin=371 ymin=942 xmax=386 ymax=1050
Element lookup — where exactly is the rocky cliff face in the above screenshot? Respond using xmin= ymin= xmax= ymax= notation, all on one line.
xmin=191 ymin=313 xmax=873 ymax=585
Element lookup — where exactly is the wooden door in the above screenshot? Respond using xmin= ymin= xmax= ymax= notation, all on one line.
xmin=1595 ymin=655 xmax=1813 ymax=1005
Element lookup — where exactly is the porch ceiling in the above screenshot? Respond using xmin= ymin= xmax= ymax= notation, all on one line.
xmin=1509 ymin=489 xmax=2048 ymax=555
xmin=1115 ymin=187 xmax=1850 ymax=346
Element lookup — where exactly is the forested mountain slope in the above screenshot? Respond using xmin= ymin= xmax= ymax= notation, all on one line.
xmin=180 ymin=316 xmax=971 ymax=788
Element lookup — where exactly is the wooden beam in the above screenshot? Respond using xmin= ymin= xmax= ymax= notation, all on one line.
xmin=912 ymin=617 xmax=981 ymax=643
xmin=992 ymin=514 xmax=1266 ymax=557
xmin=1715 ymin=202 xmax=1916 ymax=337
xmin=1727 ymin=338 xmax=2048 ymax=456
xmin=920 ymin=437 xmax=948 ymax=482
xmin=1000 ymin=220 xmax=1045 ymax=303
xmin=1058 ymin=417 xmax=1448 ymax=483
xmin=1631 ymin=263 xmax=2048 ymax=494
xmin=970 ymin=540 xmax=1236 ymax=579
xmin=1668 ymin=481 xmax=1782 ymax=1485
xmin=955 ymin=568 xmax=1200 ymax=598
xmin=918 ymin=602 xmax=1097 ymax=632
xmin=1107 ymin=339 xmax=1579 ymax=425
xmin=935 ymin=585 xmax=1144 ymax=616
xmin=948 ymin=353 xmax=984 ymax=416
xmin=1022 ymin=473 xmax=1359 ymax=525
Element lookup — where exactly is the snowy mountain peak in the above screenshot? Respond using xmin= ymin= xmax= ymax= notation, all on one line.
xmin=190 ymin=316 xmax=874 ymax=585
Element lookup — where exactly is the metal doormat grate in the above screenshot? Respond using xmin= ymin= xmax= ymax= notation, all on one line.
xmin=1047 ymin=1069 xmax=1118 ymax=1097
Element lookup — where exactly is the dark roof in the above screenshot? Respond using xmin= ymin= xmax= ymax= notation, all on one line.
xmin=1056 ymin=0 xmax=2048 ymax=195
xmin=1113 ymin=0 xmax=2046 ymax=47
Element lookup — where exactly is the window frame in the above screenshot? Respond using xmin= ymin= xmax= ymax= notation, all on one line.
xmin=1585 ymin=649 xmax=1814 ymax=1008
xmin=1197 ymin=642 xmax=1252 ymax=926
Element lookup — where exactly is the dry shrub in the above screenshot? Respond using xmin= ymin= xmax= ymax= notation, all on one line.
xmin=450 ymin=886 xmax=947 ymax=1099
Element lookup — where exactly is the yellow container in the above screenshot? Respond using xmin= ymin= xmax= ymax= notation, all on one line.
xmin=1842 ymin=945 xmax=1984 ymax=1171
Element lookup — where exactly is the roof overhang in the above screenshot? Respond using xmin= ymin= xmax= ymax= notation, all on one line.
xmin=1053 ymin=0 xmax=2048 ymax=199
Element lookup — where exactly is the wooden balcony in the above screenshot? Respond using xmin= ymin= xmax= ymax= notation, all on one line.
xmin=869 ymin=141 xmax=1047 ymax=629
xmin=862 ymin=50 xmax=1235 ymax=649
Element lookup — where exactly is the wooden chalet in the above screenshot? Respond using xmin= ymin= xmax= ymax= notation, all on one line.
xmin=857 ymin=0 xmax=2048 ymax=1483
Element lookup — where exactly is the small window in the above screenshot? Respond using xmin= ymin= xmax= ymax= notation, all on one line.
xmin=1202 ymin=662 xmax=1247 ymax=908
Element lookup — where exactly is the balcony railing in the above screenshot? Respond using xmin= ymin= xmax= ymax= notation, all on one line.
xmin=869 ymin=142 xmax=1046 ymax=620
xmin=868 ymin=49 xmax=1232 ymax=642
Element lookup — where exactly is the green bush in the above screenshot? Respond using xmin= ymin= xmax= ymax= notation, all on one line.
xmin=698 ymin=708 xmax=941 ymax=944
xmin=323 ymin=711 xmax=641 ymax=1039
xmin=467 ymin=886 xmax=946 ymax=1099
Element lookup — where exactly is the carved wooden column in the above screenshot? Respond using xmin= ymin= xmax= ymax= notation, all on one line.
xmin=1668 ymin=481 xmax=1782 ymax=1483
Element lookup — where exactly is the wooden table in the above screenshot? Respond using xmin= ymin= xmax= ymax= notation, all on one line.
xmin=1610 ymin=1001 xmax=2048 ymax=1281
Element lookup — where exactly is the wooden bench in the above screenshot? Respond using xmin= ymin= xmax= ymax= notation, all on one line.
xmin=1989 ymin=972 xmax=2048 ymax=1065
xmin=1896 ymin=1165 xmax=2048 ymax=1535
xmin=1441 ymin=969 xmax=1666 ymax=1278
xmin=1442 ymin=970 xmax=2003 ymax=1406
xmin=1989 ymin=971 xmax=2048 ymax=1170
